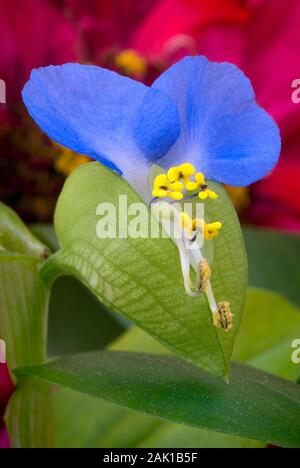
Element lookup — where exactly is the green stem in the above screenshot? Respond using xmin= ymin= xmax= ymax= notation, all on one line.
xmin=5 ymin=378 xmax=53 ymax=448
xmin=39 ymin=251 xmax=66 ymax=289
xmin=0 ymin=254 xmax=53 ymax=447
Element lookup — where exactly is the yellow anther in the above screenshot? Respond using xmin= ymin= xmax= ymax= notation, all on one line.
xmin=204 ymin=222 xmax=222 ymax=240
xmin=152 ymin=164 xmax=218 ymax=202
xmin=181 ymin=214 xmax=206 ymax=239
xmin=191 ymin=218 xmax=204 ymax=232
xmin=181 ymin=212 xmax=190 ymax=226
xmin=167 ymin=163 xmax=195 ymax=183
xmin=152 ymin=173 xmax=183 ymax=200
xmin=167 ymin=166 xmax=181 ymax=183
xmin=199 ymin=191 xmax=209 ymax=201
xmin=213 ymin=302 xmax=234 ymax=332
xmin=181 ymin=212 xmax=192 ymax=229
xmin=208 ymin=190 xmax=218 ymax=200
xmin=114 ymin=49 xmax=147 ymax=76
xmin=152 ymin=188 xmax=168 ymax=198
xmin=185 ymin=180 xmax=198 ymax=191
xmin=197 ymin=259 xmax=212 ymax=293
xmin=154 ymin=174 xmax=168 ymax=188
xmin=195 ymin=172 xmax=206 ymax=185
xmin=179 ymin=163 xmax=196 ymax=177
xmin=184 ymin=171 xmax=205 ymax=191
xmin=180 ymin=215 xmax=221 ymax=241
xmin=180 ymin=172 xmax=217 ymax=200
xmin=168 ymin=191 xmax=183 ymax=201
xmin=199 ymin=187 xmax=218 ymax=200
xmin=169 ymin=181 xmax=184 ymax=192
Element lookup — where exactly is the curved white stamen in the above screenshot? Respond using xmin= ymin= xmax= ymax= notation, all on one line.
xmin=176 ymin=237 xmax=200 ymax=297
xmin=152 ymin=202 xmax=199 ymax=296
xmin=151 ymin=201 xmax=219 ymax=312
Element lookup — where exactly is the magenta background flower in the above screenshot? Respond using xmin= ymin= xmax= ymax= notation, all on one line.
xmin=0 ymin=0 xmax=79 ymax=102
xmin=61 ymin=0 xmax=159 ymax=61
xmin=0 ymin=364 xmax=14 ymax=449
xmin=132 ymin=0 xmax=250 ymax=62
xmin=0 ymin=426 xmax=9 ymax=449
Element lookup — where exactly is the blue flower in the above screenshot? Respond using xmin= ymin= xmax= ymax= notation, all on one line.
xmin=22 ymin=56 xmax=280 ymax=200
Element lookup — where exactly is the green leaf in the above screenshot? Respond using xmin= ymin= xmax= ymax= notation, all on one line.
xmin=137 ymin=422 xmax=265 ymax=449
xmin=244 ymin=228 xmax=300 ymax=308
xmin=0 ymin=202 xmax=49 ymax=259
xmin=233 ymin=289 xmax=300 ymax=381
xmin=0 ymin=251 xmax=48 ymax=370
xmin=53 ymin=389 xmax=160 ymax=448
xmin=16 ymin=352 xmax=300 ymax=448
xmin=52 ymin=388 xmax=263 ymax=448
xmin=49 ymin=289 xmax=299 ymax=449
xmin=40 ymin=163 xmax=247 ymax=377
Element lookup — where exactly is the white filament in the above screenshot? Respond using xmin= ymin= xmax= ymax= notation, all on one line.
xmin=152 ymin=202 xmax=218 ymax=310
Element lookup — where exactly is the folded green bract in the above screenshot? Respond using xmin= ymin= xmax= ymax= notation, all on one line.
xmin=41 ymin=162 xmax=248 ymax=378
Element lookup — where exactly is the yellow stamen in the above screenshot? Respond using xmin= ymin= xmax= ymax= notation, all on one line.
xmin=152 ymin=188 xmax=168 ymax=198
xmin=114 ymin=49 xmax=147 ymax=76
xmin=167 ymin=163 xmax=195 ymax=183
xmin=207 ymin=190 xmax=218 ymax=200
xmin=169 ymin=181 xmax=184 ymax=192
xmin=185 ymin=180 xmax=198 ymax=191
xmin=167 ymin=167 xmax=180 ymax=183
xmin=199 ymin=191 xmax=208 ymax=201
xmin=204 ymin=222 xmax=222 ymax=240
xmin=152 ymin=163 xmax=219 ymax=202
xmin=180 ymin=214 xmax=222 ymax=241
xmin=168 ymin=191 xmax=183 ymax=201
xmin=154 ymin=174 xmax=168 ymax=188
xmin=179 ymin=163 xmax=196 ymax=177
xmin=197 ymin=259 xmax=211 ymax=293
xmin=180 ymin=212 xmax=193 ymax=237
xmin=181 ymin=212 xmax=192 ymax=229
xmin=191 ymin=218 xmax=204 ymax=232
xmin=153 ymin=174 xmax=183 ymax=200
xmin=195 ymin=172 xmax=206 ymax=185
xmin=198 ymin=185 xmax=218 ymax=200
xmin=213 ymin=302 xmax=234 ymax=332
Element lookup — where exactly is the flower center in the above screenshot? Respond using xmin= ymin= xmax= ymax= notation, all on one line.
xmin=152 ymin=163 xmax=218 ymax=202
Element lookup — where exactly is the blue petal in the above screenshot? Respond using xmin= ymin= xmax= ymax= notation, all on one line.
xmin=152 ymin=56 xmax=281 ymax=186
xmin=134 ymin=90 xmax=180 ymax=161
xmin=22 ymin=64 xmax=180 ymax=192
